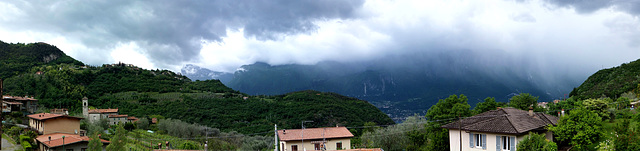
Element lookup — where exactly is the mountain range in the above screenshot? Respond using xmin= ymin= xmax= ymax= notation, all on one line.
xmin=182 ymin=51 xmax=584 ymax=120
xmin=0 ymin=41 xmax=393 ymax=133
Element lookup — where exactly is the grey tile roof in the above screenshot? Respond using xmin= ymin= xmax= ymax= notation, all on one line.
xmin=441 ymin=107 xmax=559 ymax=134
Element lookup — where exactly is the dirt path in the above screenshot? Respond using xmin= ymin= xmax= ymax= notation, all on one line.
xmin=1 ymin=137 xmax=22 ymax=151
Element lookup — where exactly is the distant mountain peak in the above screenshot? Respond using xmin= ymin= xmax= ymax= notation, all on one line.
xmin=180 ymin=64 xmax=232 ymax=84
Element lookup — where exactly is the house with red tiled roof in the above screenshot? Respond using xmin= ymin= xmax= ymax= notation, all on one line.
xmin=82 ymin=97 xmax=137 ymax=126
xmin=35 ymin=133 xmax=109 ymax=151
xmin=28 ymin=113 xmax=83 ymax=135
xmin=277 ymin=127 xmax=354 ymax=151
xmin=441 ymin=107 xmax=559 ymax=151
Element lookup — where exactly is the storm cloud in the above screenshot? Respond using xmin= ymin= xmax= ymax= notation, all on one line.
xmin=0 ymin=0 xmax=639 ymax=88
xmin=0 ymin=0 xmax=363 ymax=69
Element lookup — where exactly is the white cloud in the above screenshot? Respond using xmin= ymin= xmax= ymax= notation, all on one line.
xmin=110 ymin=42 xmax=155 ymax=69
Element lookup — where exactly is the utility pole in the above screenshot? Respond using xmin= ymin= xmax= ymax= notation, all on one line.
xmin=301 ymin=121 xmax=313 ymax=151
xmin=274 ymin=124 xmax=278 ymax=151
xmin=459 ymin=114 xmax=462 ymax=151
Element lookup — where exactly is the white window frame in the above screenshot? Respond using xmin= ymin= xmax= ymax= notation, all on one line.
xmin=501 ymin=136 xmax=513 ymax=151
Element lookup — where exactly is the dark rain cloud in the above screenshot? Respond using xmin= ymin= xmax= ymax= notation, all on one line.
xmin=545 ymin=0 xmax=640 ymax=15
xmin=1 ymin=0 xmax=364 ymax=68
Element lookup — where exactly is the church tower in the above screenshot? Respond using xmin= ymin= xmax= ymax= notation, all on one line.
xmin=82 ymin=97 xmax=89 ymax=118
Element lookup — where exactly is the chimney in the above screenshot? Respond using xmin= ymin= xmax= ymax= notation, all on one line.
xmin=561 ymin=109 xmax=565 ymax=116
xmin=528 ymin=107 xmax=533 ymax=116
xmin=283 ymin=129 xmax=286 ymax=134
xmin=558 ymin=112 xmax=561 ymax=117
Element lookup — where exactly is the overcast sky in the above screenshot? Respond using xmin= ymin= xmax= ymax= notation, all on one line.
xmin=1 ymin=0 xmax=639 ymax=78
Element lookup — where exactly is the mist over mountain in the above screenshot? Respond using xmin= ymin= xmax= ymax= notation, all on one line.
xmin=181 ymin=64 xmax=233 ymax=83
xmin=183 ymin=50 xmax=584 ymax=120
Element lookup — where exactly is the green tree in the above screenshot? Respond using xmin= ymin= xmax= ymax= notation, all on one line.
xmin=516 ymin=132 xmax=557 ymax=151
xmin=472 ymin=97 xmax=499 ymax=115
xmin=106 ymin=125 xmax=127 ymax=151
xmin=88 ymin=132 xmax=103 ymax=151
xmin=508 ymin=93 xmax=538 ymax=110
xmin=424 ymin=94 xmax=472 ymax=151
xmin=613 ymin=119 xmax=640 ymax=150
xmin=426 ymin=94 xmax=471 ymax=121
xmin=360 ymin=115 xmax=426 ymax=151
xmin=549 ymin=108 xmax=603 ymax=150
xmin=425 ymin=123 xmax=449 ymax=151
xmin=136 ymin=118 xmax=149 ymax=130
xmin=582 ymin=98 xmax=611 ymax=121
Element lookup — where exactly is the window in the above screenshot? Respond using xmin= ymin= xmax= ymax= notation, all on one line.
xmin=475 ymin=134 xmax=482 ymax=147
xmin=291 ymin=145 xmax=298 ymax=151
xmin=470 ymin=133 xmax=486 ymax=149
xmin=66 ymin=149 xmax=74 ymax=151
xmin=336 ymin=142 xmax=342 ymax=150
xmin=314 ymin=143 xmax=321 ymax=150
xmin=81 ymin=148 xmax=87 ymax=151
xmin=498 ymin=136 xmax=514 ymax=151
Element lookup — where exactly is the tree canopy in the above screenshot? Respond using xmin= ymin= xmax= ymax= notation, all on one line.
xmin=549 ymin=107 xmax=603 ymax=150
xmin=426 ymin=94 xmax=471 ymax=121
xmin=508 ymin=93 xmax=539 ymax=110
xmin=472 ymin=97 xmax=502 ymax=115
xmin=516 ymin=132 xmax=557 ymax=151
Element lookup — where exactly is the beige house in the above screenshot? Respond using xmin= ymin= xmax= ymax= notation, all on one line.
xmin=442 ymin=107 xmax=559 ymax=151
xmin=28 ymin=113 xmax=83 ymax=135
xmin=35 ymin=133 xmax=109 ymax=151
xmin=277 ymin=127 xmax=353 ymax=151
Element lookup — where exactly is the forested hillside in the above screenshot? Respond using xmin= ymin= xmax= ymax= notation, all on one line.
xmin=0 ymin=41 xmax=394 ymax=134
xmin=570 ymin=58 xmax=640 ymax=99
xmin=0 ymin=41 xmax=83 ymax=79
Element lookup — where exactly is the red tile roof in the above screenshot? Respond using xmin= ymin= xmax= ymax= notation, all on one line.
xmin=36 ymin=133 xmax=109 ymax=148
xmin=277 ymin=127 xmax=354 ymax=141
xmin=88 ymin=108 xmax=118 ymax=114
xmin=27 ymin=113 xmax=83 ymax=121
xmin=127 ymin=116 xmax=139 ymax=122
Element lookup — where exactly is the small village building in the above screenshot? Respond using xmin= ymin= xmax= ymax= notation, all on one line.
xmin=87 ymin=108 xmax=119 ymax=123
xmin=442 ymin=107 xmax=559 ymax=151
xmin=127 ymin=116 xmax=139 ymax=123
xmin=2 ymin=100 xmax=22 ymax=113
xmin=35 ymin=133 xmax=109 ymax=151
xmin=2 ymin=95 xmax=38 ymax=113
xmin=277 ymin=127 xmax=354 ymax=151
xmin=28 ymin=113 xmax=83 ymax=135
xmin=50 ymin=108 xmax=69 ymax=115
xmin=108 ymin=114 xmax=129 ymax=125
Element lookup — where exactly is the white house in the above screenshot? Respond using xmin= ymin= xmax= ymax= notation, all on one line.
xmin=442 ymin=107 xmax=558 ymax=151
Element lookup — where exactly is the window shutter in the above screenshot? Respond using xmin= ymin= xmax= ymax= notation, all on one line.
xmin=510 ymin=136 xmax=516 ymax=151
xmin=496 ymin=136 xmax=501 ymax=151
xmin=482 ymin=134 xmax=487 ymax=149
xmin=470 ymin=133 xmax=474 ymax=148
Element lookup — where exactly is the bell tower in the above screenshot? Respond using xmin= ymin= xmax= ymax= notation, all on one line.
xmin=82 ymin=97 xmax=89 ymax=118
